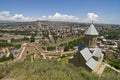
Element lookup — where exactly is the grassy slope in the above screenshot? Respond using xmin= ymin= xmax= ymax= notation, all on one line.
xmin=102 ymin=67 xmax=120 ymax=80
xmin=0 ymin=59 xmax=120 ymax=80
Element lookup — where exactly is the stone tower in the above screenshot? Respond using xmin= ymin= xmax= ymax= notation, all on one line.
xmin=69 ymin=23 xmax=104 ymax=73
xmin=84 ymin=24 xmax=98 ymax=48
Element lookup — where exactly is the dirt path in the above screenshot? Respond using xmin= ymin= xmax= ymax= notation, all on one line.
xmin=95 ymin=62 xmax=120 ymax=76
xmin=105 ymin=63 xmax=120 ymax=73
xmin=17 ymin=47 xmax=26 ymax=60
xmin=16 ymin=43 xmax=27 ymax=61
xmin=95 ymin=62 xmax=106 ymax=76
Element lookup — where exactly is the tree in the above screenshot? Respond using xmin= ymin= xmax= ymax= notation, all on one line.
xmin=11 ymin=38 xmax=15 ymax=42
xmin=30 ymin=35 xmax=35 ymax=42
xmin=42 ymin=31 xmax=49 ymax=38
xmin=0 ymin=55 xmax=7 ymax=62
xmin=64 ymin=45 xmax=70 ymax=51
xmin=53 ymin=35 xmax=58 ymax=43
xmin=21 ymin=36 xmax=29 ymax=41
xmin=8 ymin=53 xmax=14 ymax=60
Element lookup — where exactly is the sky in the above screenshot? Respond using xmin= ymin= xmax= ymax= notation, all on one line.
xmin=0 ymin=0 xmax=120 ymax=24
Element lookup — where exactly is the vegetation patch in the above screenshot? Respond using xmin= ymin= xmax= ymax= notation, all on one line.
xmin=0 ymin=53 xmax=14 ymax=62
xmin=0 ymin=59 xmax=120 ymax=80
xmin=102 ymin=67 xmax=120 ymax=80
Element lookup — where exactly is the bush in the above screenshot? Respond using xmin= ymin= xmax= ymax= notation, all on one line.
xmin=64 ymin=45 xmax=70 ymax=51
xmin=21 ymin=36 xmax=29 ymax=41
xmin=0 ymin=53 xmax=14 ymax=62
xmin=47 ymin=46 xmax=55 ymax=50
xmin=64 ymin=37 xmax=84 ymax=51
xmin=110 ymin=59 xmax=120 ymax=69
xmin=0 ymin=42 xmax=21 ymax=48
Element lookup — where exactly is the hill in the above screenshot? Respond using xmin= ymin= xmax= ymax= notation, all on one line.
xmin=0 ymin=59 xmax=120 ymax=80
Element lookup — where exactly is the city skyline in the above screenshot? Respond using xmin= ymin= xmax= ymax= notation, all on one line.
xmin=0 ymin=0 xmax=120 ymax=24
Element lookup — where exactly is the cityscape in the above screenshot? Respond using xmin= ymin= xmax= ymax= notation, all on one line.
xmin=0 ymin=0 xmax=120 ymax=80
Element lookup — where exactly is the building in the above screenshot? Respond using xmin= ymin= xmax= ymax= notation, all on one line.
xmin=69 ymin=23 xmax=104 ymax=72
xmin=84 ymin=24 xmax=98 ymax=48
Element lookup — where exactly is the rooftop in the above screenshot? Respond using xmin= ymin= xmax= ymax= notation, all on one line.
xmin=84 ymin=24 xmax=99 ymax=35
xmin=86 ymin=58 xmax=98 ymax=70
xmin=80 ymin=48 xmax=92 ymax=61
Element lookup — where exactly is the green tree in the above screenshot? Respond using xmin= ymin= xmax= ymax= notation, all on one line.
xmin=30 ymin=35 xmax=35 ymax=42
xmin=53 ymin=35 xmax=58 ymax=43
xmin=8 ymin=53 xmax=14 ymax=61
xmin=64 ymin=45 xmax=70 ymax=51
xmin=42 ymin=30 xmax=49 ymax=38
xmin=21 ymin=36 xmax=29 ymax=41
xmin=0 ymin=55 xmax=7 ymax=62
xmin=11 ymin=38 xmax=15 ymax=42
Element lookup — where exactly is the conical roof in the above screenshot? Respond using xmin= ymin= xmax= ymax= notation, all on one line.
xmin=84 ymin=24 xmax=98 ymax=35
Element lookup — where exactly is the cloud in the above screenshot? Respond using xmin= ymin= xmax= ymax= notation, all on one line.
xmin=0 ymin=11 xmax=34 ymax=21
xmin=87 ymin=13 xmax=99 ymax=21
xmin=0 ymin=11 xmax=80 ymax=22
xmin=0 ymin=11 xmax=11 ymax=20
xmin=0 ymin=11 xmax=10 ymax=17
xmin=0 ymin=11 xmax=99 ymax=23
xmin=39 ymin=12 xmax=80 ymax=22
xmin=11 ymin=14 xmax=33 ymax=21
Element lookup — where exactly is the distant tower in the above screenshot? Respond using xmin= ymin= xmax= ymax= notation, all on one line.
xmin=84 ymin=23 xmax=98 ymax=48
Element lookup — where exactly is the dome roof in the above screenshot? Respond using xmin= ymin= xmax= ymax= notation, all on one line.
xmin=84 ymin=24 xmax=99 ymax=35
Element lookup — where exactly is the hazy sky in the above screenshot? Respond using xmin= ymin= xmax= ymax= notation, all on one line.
xmin=0 ymin=0 xmax=120 ymax=24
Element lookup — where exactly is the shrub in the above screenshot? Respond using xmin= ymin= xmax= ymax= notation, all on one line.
xmin=47 ymin=46 xmax=55 ymax=50
xmin=0 ymin=53 xmax=14 ymax=62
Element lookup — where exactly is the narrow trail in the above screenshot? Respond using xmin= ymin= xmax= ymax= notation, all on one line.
xmin=17 ymin=47 xmax=26 ymax=60
xmin=94 ymin=63 xmax=120 ymax=76
xmin=15 ymin=43 xmax=27 ymax=61
xmin=105 ymin=63 xmax=120 ymax=73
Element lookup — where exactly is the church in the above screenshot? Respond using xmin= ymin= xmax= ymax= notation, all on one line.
xmin=69 ymin=23 xmax=104 ymax=72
